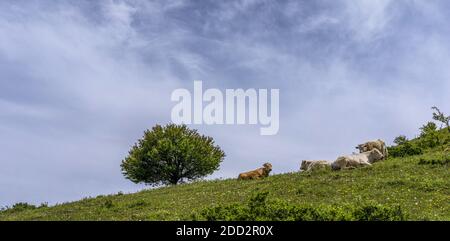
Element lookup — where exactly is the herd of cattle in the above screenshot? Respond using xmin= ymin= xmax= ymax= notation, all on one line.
xmin=237 ymin=139 xmax=388 ymax=180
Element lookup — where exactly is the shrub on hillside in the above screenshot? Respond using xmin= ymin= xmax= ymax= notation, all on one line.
xmin=388 ymin=142 xmax=423 ymax=158
xmin=12 ymin=202 xmax=36 ymax=210
xmin=388 ymin=107 xmax=450 ymax=157
xmin=193 ymin=192 xmax=406 ymax=221
xmin=393 ymin=135 xmax=408 ymax=145
xmin=418 ymin=122 xmax=440 ymax=149
xmin=0 ymin=202 xmax=37 ymax=213
xmin=352 ymin=205 xmax=404 ymax=221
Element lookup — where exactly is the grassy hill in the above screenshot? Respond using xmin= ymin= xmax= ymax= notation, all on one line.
xmin=1 ymin=131 xmax=449 ymax=221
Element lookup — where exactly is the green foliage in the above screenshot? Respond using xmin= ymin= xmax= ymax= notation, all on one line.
xmin=39 ymin=202 xmax=48 ymax=208
xmin=393 ymin=135 xmax=408 ymax=145
xmin=418 ymin=154 xmax=450 ymax=166
xmin=352 ymin=205 xmax=405 ymax=221
xmin=388 ymin=142 xmax=423 ymax=158
xmin=2 ymin=203 xmax=37 ymax=213
xmin=389 ymin=107 xmax=450 ymax=157
xmin=431 ymin=106 xmax=450 ymax=132
xmin=103 ymin=199 xmax=114 ymax=209
xmin=128 ymin=200 xmax=147 ymax=208
xmin=418 ymin=122 xmax=440 ymax=149
xmin=121 ymin=124 xmax=225 ymax=186
xmin=420 ymin=122 xmax=438 ymax=135
xmin=389 ymin=123 xmax=441 ymax=158
xmin=195 ymin=192 xmax=406 ymax=221
xmin=389 ymin=124 xmax=450 ymax=157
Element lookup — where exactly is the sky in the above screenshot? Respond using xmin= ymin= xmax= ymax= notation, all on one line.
xmin=1 ymin=0 xmax=449 ymax=207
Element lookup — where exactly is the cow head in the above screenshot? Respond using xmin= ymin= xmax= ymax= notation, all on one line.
xmin=356 ymin=143 xmax=369 ymax=153
xmin=368 ymin=149 xmax=384 ymax=162
xmin=331 ymin=162 xmax=341 ymax=171
xmin=300 ymin=160 xmax=312 ymax=171
xmin=263 ymin=162 xmax=272 ymax=175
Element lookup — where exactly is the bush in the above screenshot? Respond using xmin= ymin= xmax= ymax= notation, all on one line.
xmin=352 ymin=205 xmax=405 ymax=221
xmin=194 ymin=192 xmax=406 ymax=221
xmin=388 ymin=142 xmax=423 ymax=158
xmin=1 ymin=202 xmax=37 ymax=213
xmin=393 ymin=135 xmax=408 ymax=145
xmin=121 ymin=124 xmax=225 ymax=186
xmin=12 ymin=202 xmax=36 ymax=210
xmin=418 ymin=122 xmax=440 ymax=149
xmin=39 ymin=202 xmax=48 ymax=208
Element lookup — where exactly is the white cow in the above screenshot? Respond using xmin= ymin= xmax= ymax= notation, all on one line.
xmin=331 ymin=149 xmax=384 ymax=171
xmin=300 ymin=160 xmax=330 ymax=172
xmin=355 ymin=139 xmax=388 ymax=159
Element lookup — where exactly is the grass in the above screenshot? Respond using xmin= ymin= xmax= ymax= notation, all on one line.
xmin=1 ymin=133 xmax=449 ymax=220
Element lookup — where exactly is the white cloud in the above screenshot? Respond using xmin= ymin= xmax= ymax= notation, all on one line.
xmin=342 ymin=0 xmax=394 ymax=42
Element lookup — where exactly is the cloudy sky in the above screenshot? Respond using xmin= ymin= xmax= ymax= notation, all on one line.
xmin=1 ymin=0 xmax=449 ymax=206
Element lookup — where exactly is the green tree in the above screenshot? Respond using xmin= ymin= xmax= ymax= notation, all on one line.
xmin=393 ymin=135 xmax=408 ymax=145
xmin=121 ymin=124 xmax=225 ymax=186
xmin=388 ymin=135 xmax=423 ymax=158
xmin=419 ymin=122 xmax=437 ymax=136
xmin=419 ymin=122 xmax=440 ymax=148
xmin=431 ymin=106 xmax=450 ymax=132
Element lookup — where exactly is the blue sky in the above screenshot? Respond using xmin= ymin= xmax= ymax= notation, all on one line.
xmin=1 ymin=0 xmax=449 ymax=206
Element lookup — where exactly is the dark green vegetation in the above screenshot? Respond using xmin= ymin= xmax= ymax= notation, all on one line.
xmin=1 ymin=115 xmax=449 ymax=220
xmin=121 ymin=124 xmax=225 ymax=185
xmin=195 ymin=192 xmax=406 ymax=221
xmin=388 ymin=121 xmax=450 ymax=158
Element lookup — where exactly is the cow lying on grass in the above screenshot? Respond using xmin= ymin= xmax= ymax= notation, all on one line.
xmin=331 ymin=149 xmax=384 ymax=170
xmin=300 ymin=160 xmax=330 ymax=172
xmin=356 ymin=139 xmax=388 ymax=159
xmin=238 ymin=163 xmax=272 ymax=180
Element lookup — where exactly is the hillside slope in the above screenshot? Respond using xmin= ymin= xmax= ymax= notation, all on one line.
xmin=1 ymin=134 xmax=449 ymax=220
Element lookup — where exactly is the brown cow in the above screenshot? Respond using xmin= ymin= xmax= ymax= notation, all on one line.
xmin=238 ymin=163 xmax=272 ymax=180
